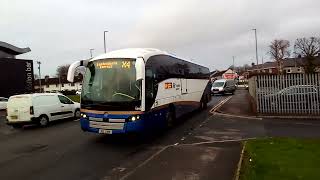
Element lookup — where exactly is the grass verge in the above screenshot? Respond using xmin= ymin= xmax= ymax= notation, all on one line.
xmin=240 ymin=138 xmax=320 ymax=180
xmin=67 ymin=95 xmax=80 ymax=103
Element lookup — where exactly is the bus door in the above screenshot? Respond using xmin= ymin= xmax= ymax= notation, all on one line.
xmin=181 ymin=79 xmax=187 ymax=94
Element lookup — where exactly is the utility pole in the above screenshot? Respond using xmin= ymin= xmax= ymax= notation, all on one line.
xmin=104 ymin=30 xmax=108 ymax=53
xmin=36 ymin=61 xmax=42 ymax=93
xmin=90 ymin=48 xmax=94 ymax=58
xmin=252 ymin=28 xmax=258 ymax=65
xmin=232 ymin=56 xmax=235 ymax=68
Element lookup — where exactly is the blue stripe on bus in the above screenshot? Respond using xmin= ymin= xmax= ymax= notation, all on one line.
xmin=80 ymin=102 xmax=199 ymax=134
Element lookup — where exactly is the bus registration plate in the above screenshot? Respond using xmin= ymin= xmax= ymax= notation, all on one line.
xmin=99 ymin=129 xmax=112 ymax=134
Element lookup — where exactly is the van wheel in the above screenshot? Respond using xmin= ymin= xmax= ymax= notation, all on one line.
xmin=39 ymin=115 xmax=49 ymax=127
xmin=74 ymin=109 xmax=81 ymax=119
xmin=12 ymin=124 xmax=22 ymax=129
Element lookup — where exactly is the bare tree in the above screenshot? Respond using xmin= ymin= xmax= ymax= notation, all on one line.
xmin=269 ymin=39 xmax=290 ymax=74
xmin=56 ymin=64 xmax=70 ymax=77
xmin=56 ymin=64 xmax=84 ymax=78
xmin=294 ymin=37 xmax=320 ymax=73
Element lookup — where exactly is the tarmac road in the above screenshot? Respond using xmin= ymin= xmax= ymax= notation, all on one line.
xmin=0 ymin=95 xmax=228 ymax=180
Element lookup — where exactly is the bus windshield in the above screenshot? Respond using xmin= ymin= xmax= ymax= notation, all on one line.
xmin=81 ymin=59 xmax=141 ymax=107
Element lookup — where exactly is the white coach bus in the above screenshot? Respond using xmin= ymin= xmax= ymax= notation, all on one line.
xmin=68 ymin=48 xmax=211 ymax=135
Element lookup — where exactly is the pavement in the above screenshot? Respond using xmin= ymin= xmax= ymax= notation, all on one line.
xmin=217 ymin=88 xmax=255 ymax=116
xmin=1 ymin=91 xmax=320 ymax=180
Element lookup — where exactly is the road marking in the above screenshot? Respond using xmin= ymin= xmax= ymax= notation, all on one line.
xmin=213 ymin=112 xmax=262 ymax=120
xmin=209 ymin=96 xmax=233 ymax=114
xmin=117 ymin=145 xmax=172 ymax=180
xmin=179 ymin=137 xmax=257 ymax=146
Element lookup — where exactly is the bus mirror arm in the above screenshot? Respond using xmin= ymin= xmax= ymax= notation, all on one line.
xmin=67 ymin=60 xmax=89 ymax=82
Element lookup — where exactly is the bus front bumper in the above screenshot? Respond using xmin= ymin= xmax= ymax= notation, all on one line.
xmin=80 ymin=118 xmax=145 ymax=134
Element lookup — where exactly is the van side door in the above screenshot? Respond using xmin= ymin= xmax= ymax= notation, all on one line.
xmin=57 ymin=95 xmax=74 ymax=118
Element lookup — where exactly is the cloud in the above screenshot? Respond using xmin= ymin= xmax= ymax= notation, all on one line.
xmin=1 ymin=0 xmax=320 ymax=74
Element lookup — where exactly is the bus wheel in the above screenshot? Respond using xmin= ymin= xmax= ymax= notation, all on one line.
xmin=200 ymin=97 xmax=207 ymax=110
xmin=166 ymin=108 xmax=176 ymax=128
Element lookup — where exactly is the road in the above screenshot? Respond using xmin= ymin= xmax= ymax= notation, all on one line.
xmin=0 ymin=96 xmax=228 ymax=180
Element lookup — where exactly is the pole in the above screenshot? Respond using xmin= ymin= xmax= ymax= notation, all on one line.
xmin=90 ymin=49 xmax=94 ymax=58
xmin=252 ymin=28 xmax=258 ymax=65
xmin=59 ymin=74 xmax=61 ymax=91
xmin=36 ymin=61 xmax=41 ymax=93
xmin=104 ymin=31 xmax=108 ymax=53
xmin=232 ymin=56 xmax=235 ymax=68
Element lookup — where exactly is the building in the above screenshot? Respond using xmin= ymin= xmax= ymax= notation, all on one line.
xmin=247 ymin=56 xmax=320 ymax=75
xmin=210 ymin=69 xmax=238 ymax=82
xmin=34 ymin=75 xmax=83 ymax=93
xmin=0 ymin=41 xmax=34 ymax=98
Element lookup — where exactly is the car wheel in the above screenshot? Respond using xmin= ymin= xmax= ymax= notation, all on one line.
xmin=39 ymin=115 xmax=49 ymax=127
xmin=74 ymin=109 xmax=81 ymax=119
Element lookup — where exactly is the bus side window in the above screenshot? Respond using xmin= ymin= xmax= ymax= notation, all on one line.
xmin=146 ymin=69 xmax=155 ymax=98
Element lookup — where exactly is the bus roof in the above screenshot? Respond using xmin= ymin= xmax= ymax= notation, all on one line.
xmin=91 ymin=48 xmax=169 ymax=62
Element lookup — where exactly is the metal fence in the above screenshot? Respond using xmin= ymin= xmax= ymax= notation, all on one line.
xmin=255 ymin=73 xmax=320 ymax=115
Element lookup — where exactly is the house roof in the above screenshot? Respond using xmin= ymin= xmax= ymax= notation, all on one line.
xmin=250 ymin=56 xmax=320 ymax=70
xmin=0 ymin=41 xmax=31 ymax=55
xmin=210 ymin=70 xmax=227 ymax=77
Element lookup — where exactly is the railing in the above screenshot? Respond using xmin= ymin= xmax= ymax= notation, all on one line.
xmin=255 ymin=74 xmax=320 ymax=115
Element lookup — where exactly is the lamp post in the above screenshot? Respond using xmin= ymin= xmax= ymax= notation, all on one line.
xmin=36 ymin=61 xmax=42 ymax=93
xmin=252 ymin=28 xmax=258 ymax=65
xmin=104 ymin=31 xmax=108 ymax=53
xmin=90 ymin=48 xmax=94 ymax=58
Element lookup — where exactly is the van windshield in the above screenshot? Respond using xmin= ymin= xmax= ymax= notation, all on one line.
xmin=212 ymin=82 xmax=225 ymax=87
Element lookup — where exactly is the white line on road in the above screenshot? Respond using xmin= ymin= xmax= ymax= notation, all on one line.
xmin=213 ymin=112 xmax=262 ymax=120
xmin=209 ymin=96 xmax=233 ymax=114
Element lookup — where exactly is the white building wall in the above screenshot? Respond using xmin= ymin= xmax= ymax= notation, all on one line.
xmin=35 ymin=82 xmax=82 ymax=92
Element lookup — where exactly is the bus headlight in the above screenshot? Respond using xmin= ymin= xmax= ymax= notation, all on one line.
xmin=81 ymin=113 xmax=87 ymax=118
xmin=129 ymin=115 xmax=140 ymax=122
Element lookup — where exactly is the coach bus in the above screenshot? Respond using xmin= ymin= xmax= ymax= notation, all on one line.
xmin=67 ymin=48 xmax=211 ymax=135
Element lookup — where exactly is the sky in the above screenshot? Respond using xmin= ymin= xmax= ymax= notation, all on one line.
xmin=1 ymin=0 xmax=320 ymax=76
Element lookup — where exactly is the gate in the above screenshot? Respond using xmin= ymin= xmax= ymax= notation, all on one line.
xmin=256 ymin=74 xmax=320 ymax=115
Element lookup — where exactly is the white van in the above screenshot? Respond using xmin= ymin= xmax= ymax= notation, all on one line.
xmin=211 ymin=79 xmax=236 ymax=95
xmin=6 ymin=93 xmax=80 ymax=128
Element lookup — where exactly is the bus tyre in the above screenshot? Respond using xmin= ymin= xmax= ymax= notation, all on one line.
xmin=166 ymin=108 xmax=175 ymax=128
xmin=39 ymin=115 xmax=49 ymax=127
xmin=200 ymin=98 xmax=207 ymax=110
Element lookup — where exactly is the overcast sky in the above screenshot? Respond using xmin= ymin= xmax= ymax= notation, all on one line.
xmin=2 ymin=0 xmax=320 ymax=76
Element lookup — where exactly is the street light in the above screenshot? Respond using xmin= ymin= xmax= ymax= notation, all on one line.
xmin=90 ymin=48 xmax=94 ymax=58
xmin=104 ymin=30 xmax=108 ymax=53
xmin=252 ymin=28 xmax=258 ymax=65
xmin=36 ymin=61 xmax=42 ymax=93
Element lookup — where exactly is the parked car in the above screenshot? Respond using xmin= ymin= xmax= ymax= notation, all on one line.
xmin=6 ymin=93 xmax=80 ymax=128
xmin=263 ymin=85 xmax=320 ymax=109
xmin=0 ymin=97 xmax=8 ymax=110
xmin=211 ymin=79 xmax=236 ymax=95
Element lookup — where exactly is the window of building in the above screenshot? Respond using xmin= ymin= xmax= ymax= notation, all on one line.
xmin=56 ymin=84 xmax=59 ymax=87
xmin=46 ymin=84 xmax=49 ymax=88
xmin=62 ymin=84 xmax=64 ymax=87
xmin=287 ymin=68 xmax=291 ymax=73
xmin=71 ymin=83 xmax=75 ymax=86
xmin=269 ymin=69 xmax=272 ymax=73
xmin=297 ymin=68 xmax=301 ymax=72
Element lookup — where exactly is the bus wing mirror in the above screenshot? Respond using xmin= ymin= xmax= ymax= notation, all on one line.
xmin=135 ymin=57 xmax=145 ymax=80
xmin=67 ymin=60 xmax=89 ymax=82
